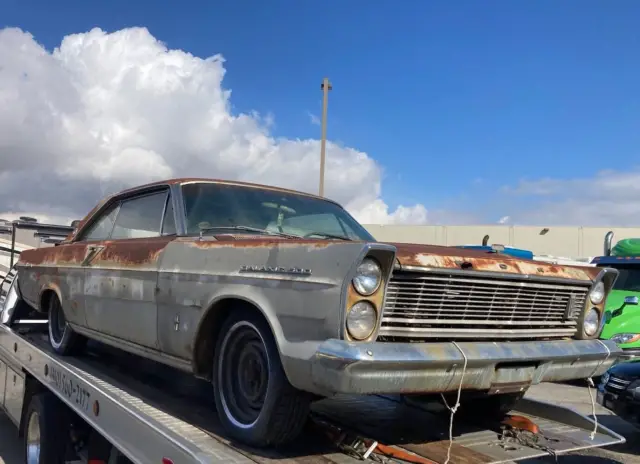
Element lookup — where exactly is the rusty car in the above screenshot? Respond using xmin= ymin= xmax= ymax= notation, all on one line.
xmin=13 ymin=178 xmax=622 ymax=447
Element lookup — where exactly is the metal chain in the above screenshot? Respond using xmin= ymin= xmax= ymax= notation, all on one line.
xmin=499 ymin=427 xmax=559 ymax=463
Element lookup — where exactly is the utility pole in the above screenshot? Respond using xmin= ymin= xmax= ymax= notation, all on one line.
xmin=319 ymin=77 xmax=332 ymax=197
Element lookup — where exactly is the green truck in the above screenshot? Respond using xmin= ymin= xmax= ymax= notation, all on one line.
xmin=595 ymin=231 xmax=640 ymax=362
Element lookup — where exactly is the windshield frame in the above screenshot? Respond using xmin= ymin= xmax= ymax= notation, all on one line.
xmin=597 ymin=263 xmax=640 ymax=292
xmin=179 ymin=181 xmax=376 ymax=241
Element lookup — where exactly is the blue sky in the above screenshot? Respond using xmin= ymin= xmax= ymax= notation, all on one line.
xmin=2 ymin=0 xmax=640 ymax=225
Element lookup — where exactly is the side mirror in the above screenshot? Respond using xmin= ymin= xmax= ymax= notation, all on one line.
xmin=624 ymin=296 xmax=639 ymax=305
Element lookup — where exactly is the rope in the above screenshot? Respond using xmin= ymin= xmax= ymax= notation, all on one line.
xmin=439 ymin=341 xmax=468 ymax=464
xmin=586 ymin=339 xmax=611 ymax=440
xmin=586 ymin=377 xmax=598 ymax=440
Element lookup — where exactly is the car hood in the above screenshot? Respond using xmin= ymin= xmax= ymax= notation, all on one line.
xmin=608 ymin=358 xmax=640 ymax=380
xmin=181 ymin=235 xmax=599 ymax=282
xmin=388 ymin=242 xmax=599 ymax=282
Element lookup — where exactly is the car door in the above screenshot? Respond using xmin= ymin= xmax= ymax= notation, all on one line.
xmin=83 ymin=189 xmax=174 ymax=350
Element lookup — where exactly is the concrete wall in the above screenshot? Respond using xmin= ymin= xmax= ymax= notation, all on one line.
xmin=362 ymin=225 xmax=640 ymax=259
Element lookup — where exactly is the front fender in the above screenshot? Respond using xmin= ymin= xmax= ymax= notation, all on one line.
xmin=38 ymin=282 xmax=63 ymax=312
xmin=160 ymin=239 xmax=390 ymax=387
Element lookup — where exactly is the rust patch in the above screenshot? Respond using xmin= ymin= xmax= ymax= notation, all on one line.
xmin=180 ymin=236 xmax=337 ymax=249
xmin=18 ymin=237 xmax=174 ymax=268
xmin=19 ymin=244 xmax=87 ymax=266
xmin=389 ymin=242 xmax=596 ymax=281
xmin=345 ymin=285 xmax=361 ymax=313
xmin=91 ymin=237 xmax=174 ymax=267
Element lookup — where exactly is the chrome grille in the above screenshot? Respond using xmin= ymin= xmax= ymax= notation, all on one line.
xmin=606 ymin=376 xmax=631 ymax=391
xmin=379 ymin=271 xmax=590 ymax=340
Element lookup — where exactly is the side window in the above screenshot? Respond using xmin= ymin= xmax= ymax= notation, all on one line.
xmin=81 ymin=204 xmax=119 ymax=241
xmin=110 ymin=191 xmax=168 ymax=240
xmin=161 ymin=196 xmax=176 ymax=236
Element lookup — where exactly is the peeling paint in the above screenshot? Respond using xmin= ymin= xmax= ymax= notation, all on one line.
xmin=392 ymin=243 xmax=598 ymax=281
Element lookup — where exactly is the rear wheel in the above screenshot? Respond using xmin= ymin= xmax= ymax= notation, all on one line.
xmin=213 ymin=308 xmax=311 ymax=447
xmin=48 ymin=295 xmax=86 ymax=356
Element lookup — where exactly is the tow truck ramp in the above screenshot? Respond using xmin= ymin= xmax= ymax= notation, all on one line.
xmin=0 ymin=320 xmax=625 ymax=464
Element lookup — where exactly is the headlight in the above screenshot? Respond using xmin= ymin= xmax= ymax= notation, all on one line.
xmin=601 ymin=371 xmax=610 ymax=386
xmin=584 ymin=308 xmax=600 ymax=337
xmin=352 ymin=258 xmax=382 ymax=296
xmin=610 ymin=333 xmax=640 ymax=345
xmin=346 ymin=301 xmax=377 ymax=340
xmin=589 ymin=281 xmax=605 ymax=305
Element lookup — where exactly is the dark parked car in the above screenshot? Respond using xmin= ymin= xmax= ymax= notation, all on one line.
xmin=598 ymin=360 xmax=640 ymax=427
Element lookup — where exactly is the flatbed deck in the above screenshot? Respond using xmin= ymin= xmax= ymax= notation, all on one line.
xmin=0 ymin=321 xmax=626 ymax=464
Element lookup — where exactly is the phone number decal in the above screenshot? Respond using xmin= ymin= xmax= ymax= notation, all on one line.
xmin=49 ymin=365 xmax=91 ymax=412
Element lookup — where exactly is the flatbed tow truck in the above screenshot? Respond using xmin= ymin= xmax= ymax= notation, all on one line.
xmin=0 ymin=222 xmax=628 ymax=464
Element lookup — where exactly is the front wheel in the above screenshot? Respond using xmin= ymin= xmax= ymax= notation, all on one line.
xmin=213 ymin=309 xmax=311 ymax=447
xmin=24 ymin=392 xmax=70 ymax=463
xmin=48 ymin=295 xmax=86 ymax=356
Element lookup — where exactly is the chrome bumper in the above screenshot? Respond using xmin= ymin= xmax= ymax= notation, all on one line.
xmin=611 ymin=347 xmax=640 ymax=365
xmin=311 ymin=339 xmax=621 ymax=395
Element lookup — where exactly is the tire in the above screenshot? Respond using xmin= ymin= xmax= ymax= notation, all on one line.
xmin=48 ymin=294 xmax=86 ymax=356
xmin=213 ymin=308 xmax=311 ymax=447
xmin=23 ymin=392 xmax=70 ymax=463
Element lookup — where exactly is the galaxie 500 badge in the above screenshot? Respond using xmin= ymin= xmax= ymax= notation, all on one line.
xmin=240 ymin=265 xmax=311 ymax=276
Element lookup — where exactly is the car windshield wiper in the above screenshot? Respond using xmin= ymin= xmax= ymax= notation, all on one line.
xmin=304 ymin=232 xmax=352 ymax=241
xmin=198 ymin=225 xmax=300 ymax=239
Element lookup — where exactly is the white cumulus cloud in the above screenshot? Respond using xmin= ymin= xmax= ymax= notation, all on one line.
xmin=0 ymin=26 xmax=427 ymax=226
xmin=501 ymin=168 xmax=640 ymax=226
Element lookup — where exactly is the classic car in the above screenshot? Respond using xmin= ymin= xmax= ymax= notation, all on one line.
xmin=14 ymin=178 xmax=622 ymax=447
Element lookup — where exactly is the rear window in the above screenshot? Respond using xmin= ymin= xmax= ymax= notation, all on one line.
xmin=604 ymin=265 xmax=640 ymax=292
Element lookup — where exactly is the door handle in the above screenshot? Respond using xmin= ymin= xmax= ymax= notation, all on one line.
xmin=81 ymin=245 xmax=105 ymax=267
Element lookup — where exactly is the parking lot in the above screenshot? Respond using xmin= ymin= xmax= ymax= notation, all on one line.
xmin=0 ymin=381 xmax=637 ymax=464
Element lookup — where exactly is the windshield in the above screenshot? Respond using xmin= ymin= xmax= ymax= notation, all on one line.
xmin=181 ymin=182 xmax=375 ymax=241
xmin=601 ymin=264 xmax=640 ymax=292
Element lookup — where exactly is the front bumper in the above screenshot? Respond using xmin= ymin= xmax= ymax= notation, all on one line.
xmin=311 ymin=339 xmax=621 ymax=395
xmin=616 ymin=348 xmax=640 ymax=363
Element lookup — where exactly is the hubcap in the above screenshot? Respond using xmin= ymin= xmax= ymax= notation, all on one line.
xmin=26 ymin=411 xmax=41 ymax=464
xmin=218 ymin=321 xmax=270 ymax=428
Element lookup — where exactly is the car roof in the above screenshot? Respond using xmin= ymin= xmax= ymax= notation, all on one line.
xmin=111 ymin=178 xmax=335 ymax=204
